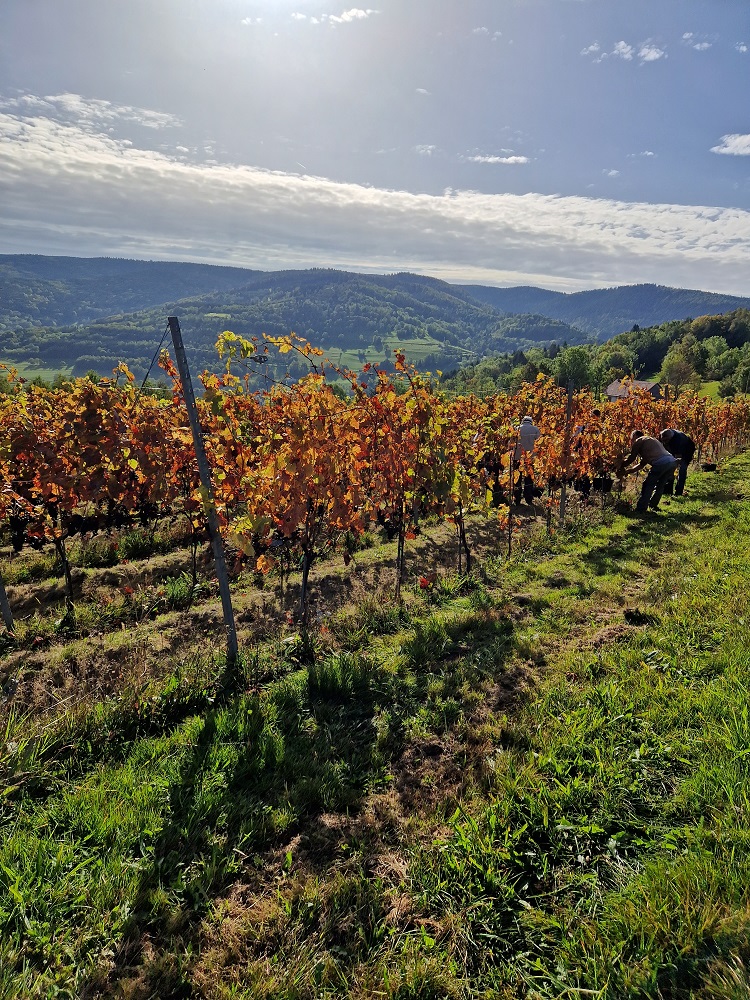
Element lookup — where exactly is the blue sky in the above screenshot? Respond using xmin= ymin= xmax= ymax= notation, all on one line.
xmin=1 ymin=0 xmax=749 ymax=293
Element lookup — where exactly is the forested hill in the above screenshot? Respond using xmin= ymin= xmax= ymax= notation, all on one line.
xmin=458 ymin=282 xmax=750 ymax=339
xmin=603 ymin=308 xmax=750 ymax=395
xmin=0 ymin=256 xmax=258 ymax=329
xmin=2 ymin=254 xmax=750 ymax=380
xmin=440 ymin=308 xmax=750 ymax=400
xmin=0 ymin=262 xmax=586 ymax=379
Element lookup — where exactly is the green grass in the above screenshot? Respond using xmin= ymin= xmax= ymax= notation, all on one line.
xmin=324 ymin=336 xmax=476 ymax=371
xmin=0 ymin=522 xmax=198 ymax=586
xmin=2 ymin=462 xmax=750 ymax=997
xmin=0 ymin=359 xmax=73 ymax=383
xmin=699 ymin=379 xmax=722 ymax=401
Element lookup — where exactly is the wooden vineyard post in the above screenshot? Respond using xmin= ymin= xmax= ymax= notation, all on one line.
xmin=558 ymin=381 xmax=574 ymax=528
xmin=395 ymin=524 xmax=405 ymax=603
xmin=507 ymin=452 xmax=514 ymax=559
xmin=0 ymin=574 xmax=14 ymax=634
xmin=167 ymin=317 xmax=239 ymax=666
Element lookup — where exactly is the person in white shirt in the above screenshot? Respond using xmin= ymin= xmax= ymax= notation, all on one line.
xmin=514 ymin=415 xmax=540 ymax=505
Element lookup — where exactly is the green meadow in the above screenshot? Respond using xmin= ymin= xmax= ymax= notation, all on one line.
xmin=0 ymin=360 xmax=73 ymax=383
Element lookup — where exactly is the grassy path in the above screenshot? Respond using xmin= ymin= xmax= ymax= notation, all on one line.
xmin=1 ymin=458 xmax=750 ymax=998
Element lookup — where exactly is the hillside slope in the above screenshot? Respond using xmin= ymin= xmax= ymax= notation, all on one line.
xmin=0 ymin=265 xmax=587 ymax=378
xmin=0 ymin=255 xmax=259 ymax=329
xmin=4 ymin=255 xmax=749 ymax=378
xmin=459 ymin=281 xmax=750 ymax=338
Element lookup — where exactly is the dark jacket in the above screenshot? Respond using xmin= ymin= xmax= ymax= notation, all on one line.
xmin=662 ymin=429 xmax=696 ymax=462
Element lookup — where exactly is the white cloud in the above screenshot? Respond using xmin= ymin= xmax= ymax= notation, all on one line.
xmin=468 ymin=154 xmax=529 ymax=165
xmin=736 ymin=42 xmax=748 ymax=53
xmin=415 ymin=88 xmax=430 ymax=96
xmin=415 ymin=144 xmax=436 ymax=156
xmin=326 ymin=8 xmax=377 ymax=23
xmin=2 ymin=108 xmax=750 ymax=295
xmin=586 ymin=40 xmax=666 ymax=64
xmin=711 ymin=134 xmax=750 ymax=156
xmin=682 ymin=32 xmax=713 ymax=51
xmin=604 ymin=169 xmax=620 ymax=177
xmin=612 ymin=41 xmax=634 ymax=60
xmin=472 ymin=26 xmax=489 ymax=35
xmin=0 ymin=93 xmax=181 ymax=130
xmin=638 ymin=44 xmax=665 ymax=62
xmin=241 ymin=16 xmax=262 ymax=25
xmin=294 ymin=8 xmax=378 ymax=25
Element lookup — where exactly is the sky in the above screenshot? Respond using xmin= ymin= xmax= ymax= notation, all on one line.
xmin=1 ymin=0 xmax=749 ymax=294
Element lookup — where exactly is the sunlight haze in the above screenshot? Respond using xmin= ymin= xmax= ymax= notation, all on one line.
xmin=1 ymin=0 xmax=749 ymax=292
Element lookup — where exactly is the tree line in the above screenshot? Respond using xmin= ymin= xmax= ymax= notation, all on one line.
xmin=441 ymin=309 xmax=750 ymax=399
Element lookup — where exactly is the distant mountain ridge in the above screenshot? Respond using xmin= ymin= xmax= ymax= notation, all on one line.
xmin=0 ymin=258 xmax=588 ymax=377
xmin=0 ymin=255 xmax=259 ymax=328
xmin=458 ymin=282 xmax=750 ymax=339
xmin=1 ymin=255 xmax=749 ymax=378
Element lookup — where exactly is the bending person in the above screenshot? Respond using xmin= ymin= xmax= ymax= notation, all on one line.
xmin=621 ymin=430 xmax=679 ymax=514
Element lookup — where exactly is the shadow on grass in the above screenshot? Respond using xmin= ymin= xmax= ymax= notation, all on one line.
xmin=81 ymin=652 xmax=382 ymax=998
xmin=83 ymin=604 xmax=525 ymax=998
xmin=579 ymin=509 xmax=720 ymax=576
xmin=270 ymin=512 xmax=539 ymax=617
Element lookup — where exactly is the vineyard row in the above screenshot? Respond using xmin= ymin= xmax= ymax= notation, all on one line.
xmin=1 ymin=338 xmax=748 ymax=618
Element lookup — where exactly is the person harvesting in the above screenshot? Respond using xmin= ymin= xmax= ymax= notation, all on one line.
xmin=620 ymin=430 xmax=679 ymax=514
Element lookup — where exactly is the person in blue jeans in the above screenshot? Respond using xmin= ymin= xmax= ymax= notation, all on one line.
xmin=659 ymin=428 xmax=696 ymax=496
xmin=621 ymin=430 xmax=680 ymax=513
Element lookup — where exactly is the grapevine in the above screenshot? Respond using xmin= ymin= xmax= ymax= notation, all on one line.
xmin=1 ymin=343 xmax=749 ymax=625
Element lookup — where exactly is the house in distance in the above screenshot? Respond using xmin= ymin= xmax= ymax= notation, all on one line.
xmin=605 ymin=379 xmax=662 ymax=402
